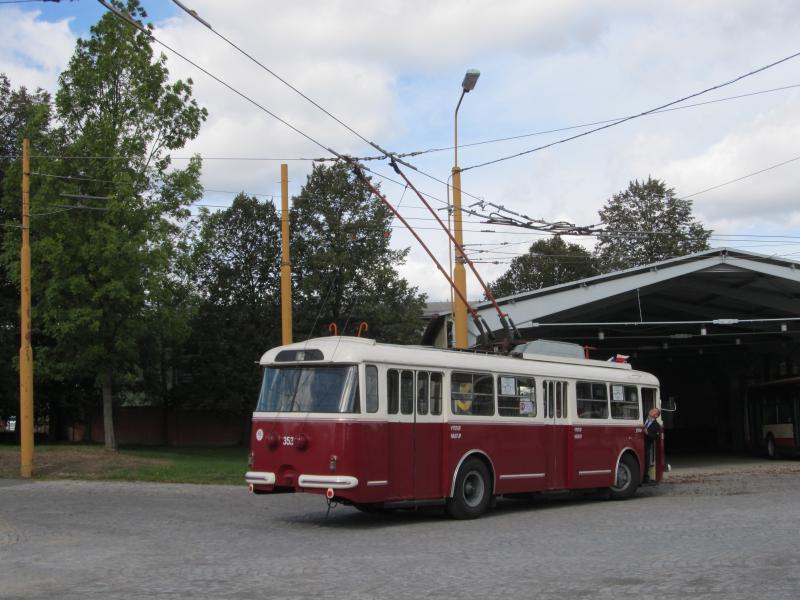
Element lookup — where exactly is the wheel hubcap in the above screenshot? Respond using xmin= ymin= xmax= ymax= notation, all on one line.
xmin=612 ymin=463 xmax=631 ymax=491
xmin=463 ymin=471 xmax=484 ymax=507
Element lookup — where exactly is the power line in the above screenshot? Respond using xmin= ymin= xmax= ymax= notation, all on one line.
xmin=395 ymin=83 xmax=800 ymax=159
xmin=681 ymin=154 xmax=800 ymax=199
xmin=462 ymin=49 xmax=800 ymax=172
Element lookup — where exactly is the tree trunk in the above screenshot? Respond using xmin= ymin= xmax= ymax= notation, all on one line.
xmin=102 ymin=377 xmax=117 ymax=450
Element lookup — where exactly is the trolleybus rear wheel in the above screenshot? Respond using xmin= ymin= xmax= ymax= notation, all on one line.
xmin=608 ymin=453 xmax=639 ymax=500
xmin=446 ymin=457 xmax=492 ymax=519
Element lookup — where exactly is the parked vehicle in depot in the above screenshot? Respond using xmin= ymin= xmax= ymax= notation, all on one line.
xmin=746 ymin=377 xmax=800 ymax=459
xmin=246 ymin=337 xmax=664 ymax=519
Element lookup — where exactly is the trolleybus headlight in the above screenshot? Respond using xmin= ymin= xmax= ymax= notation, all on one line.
xmin=266 ymin=432 xmax=279 ymax=450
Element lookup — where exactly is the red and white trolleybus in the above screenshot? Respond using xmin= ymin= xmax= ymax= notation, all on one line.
xmin=246 ymin=336 xmax=665 ymax=518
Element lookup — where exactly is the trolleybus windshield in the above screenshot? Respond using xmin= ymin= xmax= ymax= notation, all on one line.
xmin=256 ymin=365 xmax=359 ymax=413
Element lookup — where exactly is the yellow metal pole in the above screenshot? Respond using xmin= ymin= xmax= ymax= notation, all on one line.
xmin=451 ymin=166 xmax=468 ymax=349
xmin=20 ymin=138 xmax=34 ymax=478
xmin=280 ymin=163 xmax=293 ymax=345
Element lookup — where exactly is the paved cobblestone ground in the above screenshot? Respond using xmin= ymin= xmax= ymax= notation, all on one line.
xmin=2 ymin=460 xmax=800 ymax=599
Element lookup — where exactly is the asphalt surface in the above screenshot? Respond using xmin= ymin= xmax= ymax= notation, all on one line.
xmin=2 ymin=460 xmax=800 ymax=599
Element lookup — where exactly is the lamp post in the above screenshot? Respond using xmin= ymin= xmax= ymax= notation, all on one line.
xmin=451 ymin=69 xmax=479 ymax=349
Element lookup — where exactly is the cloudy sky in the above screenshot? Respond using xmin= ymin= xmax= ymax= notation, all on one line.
xmin=2 ymin=0 xmax=799 ymax=300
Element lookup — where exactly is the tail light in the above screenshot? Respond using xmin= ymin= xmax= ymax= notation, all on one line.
xmin=296 ymin=433 xmax=309 ymax=451
xmin=266 ymin=432 xmax=279 ymax=449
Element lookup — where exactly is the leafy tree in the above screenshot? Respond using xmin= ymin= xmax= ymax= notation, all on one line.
xmin=291 ymin=163 xmax=426 ymax=344
xmin=487 ymin=236 xmax=598 ymax=298
xmin=0 ymin=74 xmax=53 ymax=426
xmin=5 ymin=1 xmax=207 ymax=449
xmin=178 ymin=194 xmax=282 ymax=414
xmin=595 ymin=177 xmax=711 ymax=272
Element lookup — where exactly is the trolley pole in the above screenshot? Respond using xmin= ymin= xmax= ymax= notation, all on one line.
xmin=20 ymin=138 xmax=34 ymax=478
xmin=280 ymin=163 xmax=293 ymax=345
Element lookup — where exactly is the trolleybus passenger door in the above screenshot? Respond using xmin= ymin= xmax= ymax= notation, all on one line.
xmin=572 ymin=381 xmax=615 ymax=488
xmin=414 ymin=371 xmax=444 ymax=500
xmin=543 ymin=380 xmax=569 ymax=489
xmin=386 ymin=369 xmax=415 ymax=499
xmin=641 ymin=387 xmax=659 ymax=481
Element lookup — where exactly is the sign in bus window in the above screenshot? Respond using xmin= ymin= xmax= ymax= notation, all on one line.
xmin=430 ymin=372 xmax=443 ymax=415
xmin=577 ymin=381 xmax=609 ymax=419
xmin=400 ymin=371 xmax=414 ymax=415
xmin=451 ymin=371 xmax=495 ymax=416
xmin=365 ymin=365 xmax=378 ymax=413
xmin=611 ymin=385 xmax=640 ymax=420
xmin=497 ymin=375 xmax=536 ymax=417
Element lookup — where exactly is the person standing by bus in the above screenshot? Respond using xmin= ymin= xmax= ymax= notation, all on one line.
xmin=643 ymin=408 xmax=661 ymax=483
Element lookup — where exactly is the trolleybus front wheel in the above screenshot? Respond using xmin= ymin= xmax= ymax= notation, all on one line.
xmin=608 ymin=453 xmax=640 ymax=501
xmin=446 ymin=457 xmax=492 ymax=519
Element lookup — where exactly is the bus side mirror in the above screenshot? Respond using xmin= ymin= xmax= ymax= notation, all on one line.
xmin=661 ymin=396 xmax=677 ymax=412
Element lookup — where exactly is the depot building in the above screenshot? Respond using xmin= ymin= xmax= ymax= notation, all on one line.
xmin=422 ymin=248 xmax=800 ymax=454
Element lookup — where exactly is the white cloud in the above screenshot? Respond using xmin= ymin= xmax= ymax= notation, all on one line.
xmin=4 ymin=0 xmax=800 ymax=294
xmin=0 ymin=8 xmax=74 ymax=91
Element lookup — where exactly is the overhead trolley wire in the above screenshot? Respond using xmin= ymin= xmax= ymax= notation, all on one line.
xmin=170 ymin=0 xmax=381 ymax=155
xmin=461 ymin=49 xmax=800 ymax=173
xmin=166 ymin=0 xmax=495 ymax=209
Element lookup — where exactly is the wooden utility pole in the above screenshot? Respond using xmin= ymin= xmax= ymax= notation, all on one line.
xmin=20 ymin=138 xmax=34 ymax=478
xmin=280 ymin=163 xmax=293 ymax=345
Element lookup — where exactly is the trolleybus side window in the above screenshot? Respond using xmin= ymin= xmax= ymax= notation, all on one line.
xmin=387 ymin=369 xmax=399 ymax=414
xmin=430 ymin=372 xmax=443 ymax=415
xmin=417 ymin=371 xmax=430 ymax=415
xmin=451 ymin=371 xmax=495 ymax=416
xmin=365 ymin=365 xmax=379 ymax=413
xmin=544 ymin=381 xmax=553 ymax=418
xmin=611 ymin=384 xmax=639 ymax=420
xmin=400 ymin=370 xmax=414 ymax=415
xmin=497 ymin=375 xmax=536 ymax=417
xmin=576 ymin=381 xmax=609 ymax=419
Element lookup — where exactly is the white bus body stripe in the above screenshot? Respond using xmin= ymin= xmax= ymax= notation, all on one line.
xmin=366 ymin=480 xmax=388 ymax=487
xmin=578 ymin=469 xmax=612 ymax=476
xmin=499 ymin=473 xmax=545 ymax=480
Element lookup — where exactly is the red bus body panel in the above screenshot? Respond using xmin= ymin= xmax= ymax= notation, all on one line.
xmin=251 ymin=418 xmax=651 ymax=502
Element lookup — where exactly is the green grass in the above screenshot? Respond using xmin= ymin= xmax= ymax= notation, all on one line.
xmin=111 ymin=446 xmax=248 ymax=484
xmin=0 ymin=444 xmax=248 ymax=485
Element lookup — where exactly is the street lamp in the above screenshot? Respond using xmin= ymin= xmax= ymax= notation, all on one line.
xmin=452 ymin=69 xmax=479 ymax=349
